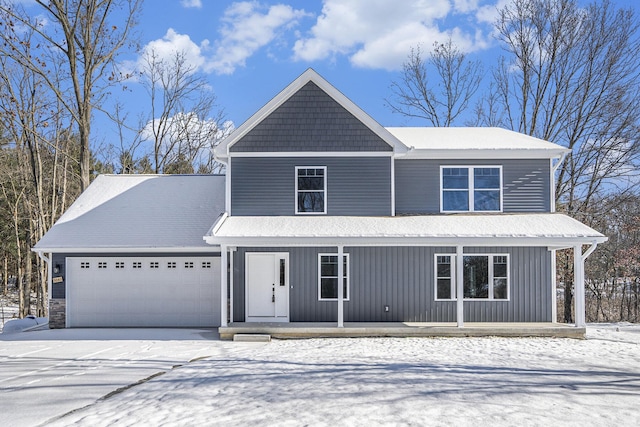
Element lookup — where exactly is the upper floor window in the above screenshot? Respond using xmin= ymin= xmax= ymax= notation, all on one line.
xmin=441 ymin=166 xmax=502 ymax=212
xmin=296 ymin=166 xmax=326 ymax=214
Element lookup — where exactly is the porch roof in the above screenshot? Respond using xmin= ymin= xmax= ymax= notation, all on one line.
xmin=205 ymin=213 xmax=607 ymax=247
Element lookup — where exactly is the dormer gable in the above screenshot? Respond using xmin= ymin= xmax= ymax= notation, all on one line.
xmin=215 ymin=68 xmax=407 ymax=160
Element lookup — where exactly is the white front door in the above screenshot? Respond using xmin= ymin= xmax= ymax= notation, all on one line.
xmin=245 ymin=252 xmax=289 ymax=322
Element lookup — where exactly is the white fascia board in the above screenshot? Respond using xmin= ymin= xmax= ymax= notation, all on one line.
xmin=215 ymin=69 xmax=408 ymax=160
xmin=229 ymin=151 xmax=393 ymax=158
xmin=399 ymin=148 xmax=570 ymax=160
xmin=30 ymin=246 xmax=221 ymax=253
xmin=208 ymin=235 xmax=607 ymax=248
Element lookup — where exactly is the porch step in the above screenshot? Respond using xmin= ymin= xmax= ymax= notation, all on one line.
xmin=233 ymin=333 xmax=271 ymax=342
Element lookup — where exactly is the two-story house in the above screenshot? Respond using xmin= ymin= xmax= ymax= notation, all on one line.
xmin=34 ymin=69 xmax=606 ymax=335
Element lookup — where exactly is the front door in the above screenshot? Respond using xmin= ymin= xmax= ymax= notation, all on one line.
xmin=246 ymin=253 xmax=289 ymax=322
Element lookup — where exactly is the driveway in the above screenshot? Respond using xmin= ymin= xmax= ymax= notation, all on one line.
xmin=0 ymin=328 xmax=262 ymax=426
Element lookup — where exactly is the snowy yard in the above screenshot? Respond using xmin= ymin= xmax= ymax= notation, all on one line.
xmin=5 ymin=324 xmax=633 ymax=427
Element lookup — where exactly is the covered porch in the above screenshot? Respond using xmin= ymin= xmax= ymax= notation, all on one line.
xmin=219 ymin=321 xmax=586 ymax=340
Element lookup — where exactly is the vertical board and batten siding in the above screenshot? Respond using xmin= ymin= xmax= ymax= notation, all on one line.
xmin=395 ymin=158 xmax=551 ymax=214
xmin=229 ymin=81 xmax=392 ymax=153
xmin=231 ymin=157 xmax=392 ymax=216
xmin=233 ymin=246 xmax=552 ymax=323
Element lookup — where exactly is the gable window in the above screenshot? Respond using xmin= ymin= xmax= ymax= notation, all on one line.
xmin=318 ymin=253 xmax=349 ymax=300
xmin=441 ymin=166 xmax=502 ymax=212
xmin=434 ymin=254 xmax=509 ymax=300
xmin=296 ymin=166 xmax=326 ymax=214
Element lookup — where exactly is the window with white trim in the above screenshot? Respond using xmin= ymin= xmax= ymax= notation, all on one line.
xmin=434 ymin=254 xmax=509 ymax=300
xmin=441 ymin=166 xmax=502 ymax=212
xmin=296 ymin=166 xmax=326 ymax=214
xmin=318 ymin=253 xmax=349 ymax=300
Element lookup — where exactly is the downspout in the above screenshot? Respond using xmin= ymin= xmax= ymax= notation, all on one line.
xmin=551 ymin=152 xmax=567 ymax=213
xmin=337 ymin=245 xmax=344 ymax=328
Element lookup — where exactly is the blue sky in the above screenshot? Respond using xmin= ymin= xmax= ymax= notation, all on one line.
xmin=52 ymin=0 xmax=640 ymax=145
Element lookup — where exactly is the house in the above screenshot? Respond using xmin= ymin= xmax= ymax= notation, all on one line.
xmin=34 ymin=69 xmax=606 ymax=332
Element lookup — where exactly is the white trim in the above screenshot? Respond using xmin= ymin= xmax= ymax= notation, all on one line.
xmin=456 ymin=246 xmax=464 ymax=327
xmin=434 ymin=254 xmax=454 ymax=300
xmin=318 ymin=252 xmax=350 ymax=302
xmin=551 ymin=248 xmax=557 ymax=323
xmin=390 ymin=156 xmax=396 ymax=216
xmin=230 ymin=151 xmax=393 ymax=158
xmin=221 ymin=246 xmax=228 ymax=327
xmin=440 ymin=165 xmax=503 ymax=213
xmin=435 ymin=253 xmax=511 ymax=302
xmin=226 ymin=157 xmax=232 ymax=213
xmin=229 ymin=248 xmax=234 ymax=324
xmin=295 ymin=166 xmax=327 ymax=215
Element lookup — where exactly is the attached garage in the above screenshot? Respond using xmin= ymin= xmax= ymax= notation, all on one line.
xmin=66 ymin=256 xmax=221 ymax=327
xmin=33 ymin=175 xmax=227 ymax=329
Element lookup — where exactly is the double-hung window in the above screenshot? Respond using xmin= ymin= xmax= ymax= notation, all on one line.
xmin=296 ymin=167 xmax=327 ymax=214
xmin=434 ymin=254 xmax=509 ymax=300
xmin=441 ymin=166 xmax=502 ymax=212
xmin=318 ymin=253 xmax=349 ymax=300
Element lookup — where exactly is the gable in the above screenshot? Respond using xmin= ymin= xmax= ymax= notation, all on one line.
xmin=230 ymin=82 xmax=392 ymax=152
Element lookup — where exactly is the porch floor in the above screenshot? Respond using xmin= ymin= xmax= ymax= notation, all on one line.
xmin=219 ymin=322 xmax=585 ymax=340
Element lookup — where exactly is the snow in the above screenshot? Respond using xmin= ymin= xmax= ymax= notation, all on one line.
xmin=34 ymin=174 xmax=225 ymax=252
xmin=209 ymin=214 xmax=606 ymax=246
xmin=387 ymin=127 xmax=567 ymax=153
xmin=7 ymin=324 xmax=634 ymax=427
xmin=1 ymin=315 xmax=48 ymax=334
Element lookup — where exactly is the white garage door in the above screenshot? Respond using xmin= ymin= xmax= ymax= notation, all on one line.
xmin=66 ymin=256 xmax=221 ymax=328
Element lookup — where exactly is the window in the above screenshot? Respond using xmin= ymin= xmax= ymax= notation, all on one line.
xmin=167 ymin=261 xmax=176 ymax=269
xmin=296 ymin=167 xmax=326 ymax=214
xmin=132 ymin=261 xmax=142 ymax=269
xmin=98 ymin=262 xmax=107 ymax=269
xmin=202 ymin=261 xmax=211 ymax=269
xmin=318 ymin=253 xmax=349 ymax=300
xmin=441 ymin=166 xmax=501 ymax=212
xmin=115 ymin=262 xmax=125 ymax=269
xmin=436 ymin=256 xmax=454 ymax=300
xmin=80 ymin=262 xmax=90 ymax=269
xmin=185 ymin=261 xmax=194 ymax=269
xmin=434 ymin=254 xmax=509 ymax=300
xmin=149 ymin=262 xmax=159 ymax=269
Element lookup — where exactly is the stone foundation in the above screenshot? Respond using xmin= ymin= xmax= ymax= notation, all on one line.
xmin=48 ymin=299 xmax=66 ymax=329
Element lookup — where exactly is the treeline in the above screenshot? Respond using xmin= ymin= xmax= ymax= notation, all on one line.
xmin=0 ymin=0 xmax=228 ymax=317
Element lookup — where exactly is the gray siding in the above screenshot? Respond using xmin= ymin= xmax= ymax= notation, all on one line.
xmin=395 ymin=159 xmax=551 ymax=214
xmin=231 ymin=156 xmax=392 ymax=216
xmin=230 ymin=82 xmax=392 ymax=152
xmin=233 ymin=246 xmax=553 ymax=323
xmin=51 ymin=252 xmax=220 ymax=300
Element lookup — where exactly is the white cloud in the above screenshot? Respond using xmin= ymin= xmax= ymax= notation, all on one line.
xmin=180 ymin=0 xmax=202 ymax=8
xmin=293 ymin=0 xmax=494 ymax=71
xmin=207 ymin=1 xmax=309 ymax=75
xmin=141 ymin=28 xmax=209 ymax=72
xmin=476 ymin=0 xmax=512 ymax=24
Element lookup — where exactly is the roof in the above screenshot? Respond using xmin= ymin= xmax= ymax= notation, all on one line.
xmin=34 ymin=174 xmax=225 ymax=253
xmin=214 ymin=68 xmax=408 ymax=160
xmin=206 ymin=214 xmax=606 ymax=247
xmin=386 ymin=127 xmax=569 ymax=159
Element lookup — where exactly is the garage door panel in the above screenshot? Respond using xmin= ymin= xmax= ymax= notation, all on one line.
xmin=67 ymin=256 xmax=220 ymax=328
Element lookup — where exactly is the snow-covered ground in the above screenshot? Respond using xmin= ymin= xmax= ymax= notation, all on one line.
xmin=22 ymin=324 xmax=638 ymax=427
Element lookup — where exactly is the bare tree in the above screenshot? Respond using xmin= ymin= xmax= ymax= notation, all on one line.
xmin=0 ymin=0 xmax=142 ymax=191
xmin=483 ymin=0 xmax=640 ymax=322
xmin=387 ymin=38 xmax=483 ymax=126
xmin=136 ymin=49 xmax=228 ymax=174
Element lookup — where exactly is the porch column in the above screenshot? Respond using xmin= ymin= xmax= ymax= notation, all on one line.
xmin=220 ymin=245 xmax=228 ymax=327
xmin=456 ymin=245 xmax=464 ymax=328
xmin=574 ymin=242 xmax=598 ymax=328
xmin=574 ymin=244 xmax=585 ymax=328
xmin=337 ymin=245 xmax=344 ymax=328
